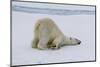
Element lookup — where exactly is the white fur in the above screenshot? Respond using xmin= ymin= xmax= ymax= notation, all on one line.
xmin=32 ymin=18 xmax=81 ymax=50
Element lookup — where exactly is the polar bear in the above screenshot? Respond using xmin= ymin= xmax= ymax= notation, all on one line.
xmin=32 ymin=18 xmax=81 ymax=50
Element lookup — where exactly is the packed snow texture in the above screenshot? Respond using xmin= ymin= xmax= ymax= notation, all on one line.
xmin=12 ymin=2 xmax=95 ymax=66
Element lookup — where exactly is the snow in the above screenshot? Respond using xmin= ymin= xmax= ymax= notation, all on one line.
xmin=12 ymin=11 xmax=95 ymax=66
xmin=12 ymin=2 xmax=95 ymax=65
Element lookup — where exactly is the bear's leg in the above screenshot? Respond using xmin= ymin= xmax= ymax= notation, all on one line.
xmin=51 ymin=36 xmax=63 ymax=49
xmin=32 ymin=37 xmax=39 ymax=48
xmin=37 ymin=35 xmax=50 ymax=50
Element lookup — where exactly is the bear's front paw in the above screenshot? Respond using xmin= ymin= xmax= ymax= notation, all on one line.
xmin=49 ymin=44 xmax=60 ymax=50
xmin=37 ymin=45 xmax=47 ymax=50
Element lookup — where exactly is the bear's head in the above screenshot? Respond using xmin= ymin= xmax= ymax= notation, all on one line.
xmin=63 ymin=36 xmax=81 ymax=45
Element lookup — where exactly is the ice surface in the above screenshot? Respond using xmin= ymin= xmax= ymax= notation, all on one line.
xmin=12 ymin=11 xmax=95 ymax=66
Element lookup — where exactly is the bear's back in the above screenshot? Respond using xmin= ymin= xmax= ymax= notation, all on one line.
xmin=34 ymin=18 xmax=63 ymax=39
xmin=35 ymin=18 xmax=56 ymax=31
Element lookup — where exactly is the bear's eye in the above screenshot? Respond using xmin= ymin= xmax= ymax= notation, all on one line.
xmin=70 ymin=37 xmax=72 ymax=40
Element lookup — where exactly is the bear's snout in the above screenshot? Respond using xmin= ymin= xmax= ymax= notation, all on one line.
xmin=75 ymin=38 xmax=81 ymax=44
xmin=78 ymin=41 xmax=81 ymax=44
